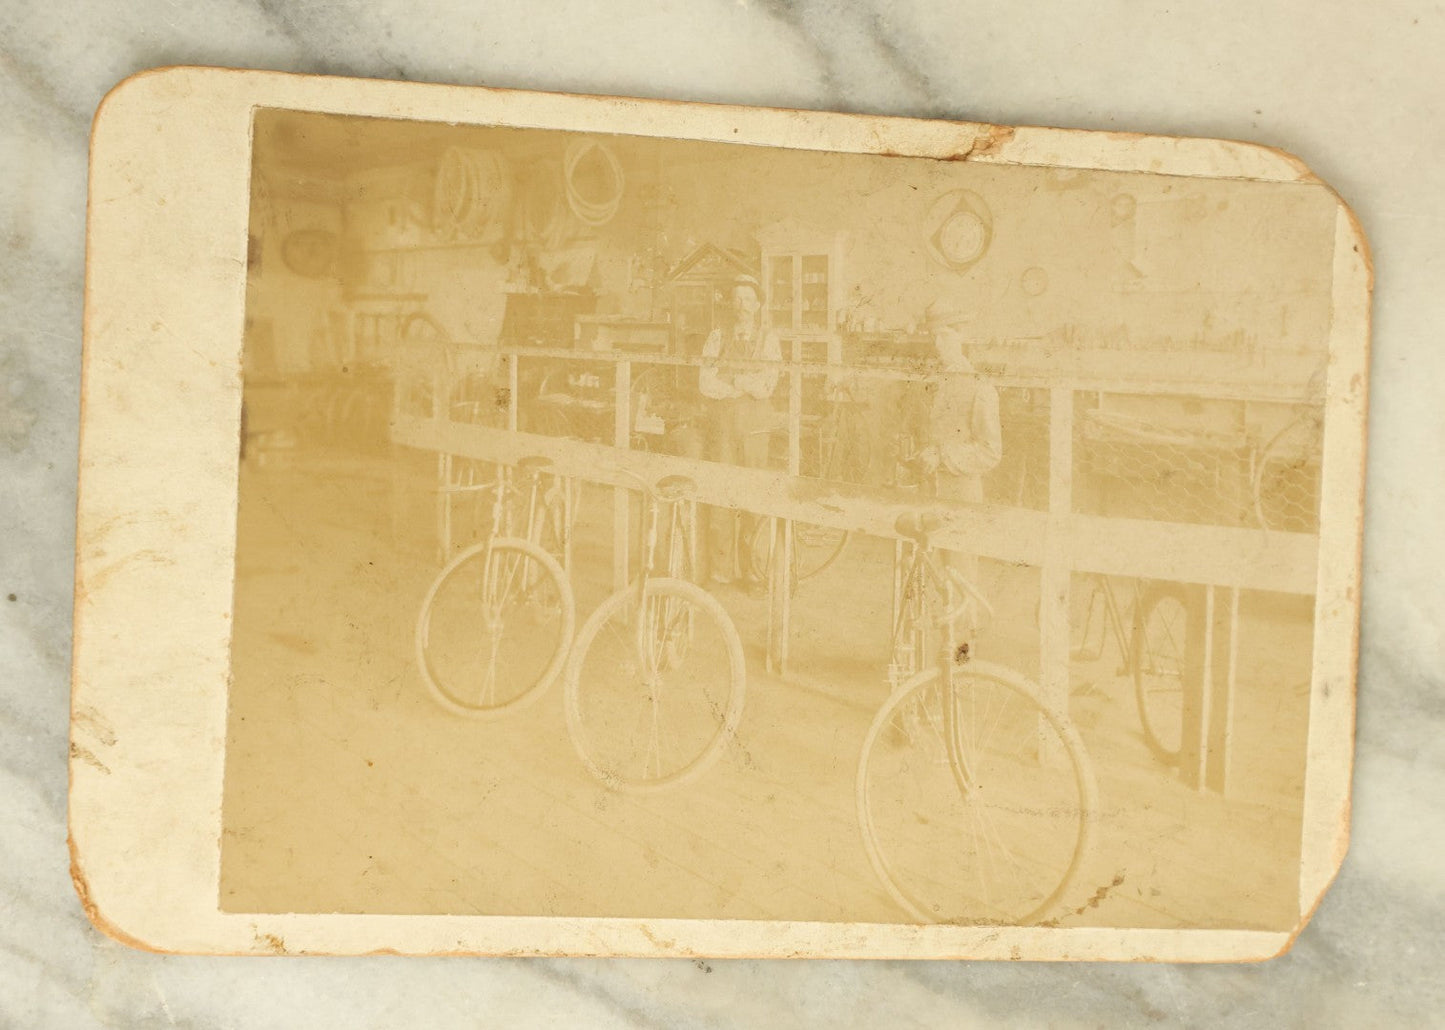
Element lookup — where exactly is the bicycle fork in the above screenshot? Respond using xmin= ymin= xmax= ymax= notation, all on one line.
xmin=937 ymin=592 xmax=979 ymax=801
xmin=890 ymin=541 xmax=929 ymax=691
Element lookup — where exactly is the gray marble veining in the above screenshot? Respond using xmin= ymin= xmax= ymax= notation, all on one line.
xmin=4 ymin=0 xmax=1443 ymax=1025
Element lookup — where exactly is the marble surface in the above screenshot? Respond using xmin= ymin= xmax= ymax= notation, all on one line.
xmin=4 ymin=0 xmax=1442 ymax=1024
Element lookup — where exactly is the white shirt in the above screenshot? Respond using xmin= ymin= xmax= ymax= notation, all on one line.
xmin=698 ymin=326 xmax=782 ymax=401
xmin=930 ymin=358 xmax=1003 ymax=477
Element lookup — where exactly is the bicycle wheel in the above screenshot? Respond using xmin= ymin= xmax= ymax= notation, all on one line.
xmin=1132 ymin=583 xmax=1192 ymax=765
xmin=415 ymin=537 xmax=575 ymax=717
xmin=564 ymin=577 xmax=746 ymax=793
xmin=745 ymin=519 xmax=850 ymax=584
xmin=1252 ymin=411 xmax=1323 ymax=533
xmin=857 ymin=662 xmax=1096 ymax=925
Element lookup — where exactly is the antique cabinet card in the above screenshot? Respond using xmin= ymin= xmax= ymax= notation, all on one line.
xmin=71 ymin=67 xmax=1368 ymax=960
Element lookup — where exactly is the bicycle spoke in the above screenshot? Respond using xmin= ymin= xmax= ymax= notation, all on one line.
xmin=862 ymin=669 xmax=1090 ymax=925
xmin=568 ymin=582 xmax=742 ymax=791
xmin=419 ymin=542 xmax=569 ymax=715
xmin=498 ymin=549 xmax=529 ymax=605
xmin=652 ymin=684 xmax=688 ymax=783
xmin=966 ymin=679 xmax=980 ymax=769
xmin=642 ymin=687 xmax=664 ymax=781
xmin=1153 ymin=608 xmax=1184 ymax=668
xmin=974 ymin=677 xmax=1010 ymax=758
xmin=1134 ymin=591 xmax=1189 ymax=759
xmin=479 ymin=632 xmax=504 ymax=707
xmin=964 ymin=792 xmax=994 ymax=915
xmin=946 ymin=687 xmax=975 ymax=796
xmin=973 ymin=794 xmax=1026 ymax=909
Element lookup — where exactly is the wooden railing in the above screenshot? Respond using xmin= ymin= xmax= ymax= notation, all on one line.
xmin=389 ymin=340 xmax=1321 ymax=788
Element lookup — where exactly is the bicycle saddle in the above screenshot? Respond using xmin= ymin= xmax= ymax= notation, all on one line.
xmin=516 ymin=455 xmax=554 ymax=475
xmin=895 ymin=511 xmax=947 ymax=540
xmin=654 ymin=474 xmax=697 ymax=501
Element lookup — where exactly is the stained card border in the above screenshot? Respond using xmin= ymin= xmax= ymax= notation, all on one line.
xmin=71 ymin=66 xmax=1369 ymax=960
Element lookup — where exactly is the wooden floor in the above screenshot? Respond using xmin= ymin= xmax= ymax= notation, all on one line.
xmin=220 ymin=448 xmax=1312 ymax=929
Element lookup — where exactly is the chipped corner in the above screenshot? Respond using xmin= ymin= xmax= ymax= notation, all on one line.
xmin=67 ymin=832 xmax=168 ymax=954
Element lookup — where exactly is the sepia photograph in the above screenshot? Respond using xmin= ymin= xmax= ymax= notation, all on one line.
xmin=23 ymin=0 xmax=1435 ymax=1011
xmin=215 ymin=105 xmax=1341 ymax=932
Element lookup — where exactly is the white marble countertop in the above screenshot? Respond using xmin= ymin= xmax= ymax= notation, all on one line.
xmin=4 ymin=1 xmax=1441 ymax=1025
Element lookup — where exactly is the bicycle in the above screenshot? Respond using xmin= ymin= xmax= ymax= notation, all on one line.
xmin=563 ymin=469 xmax=747 ymax=793
xmin=810 ymin=380 xmax=873 ymax=485
xmin=1071 ymin=573 xmax=1196 ymax=768
xmin=435 ymin=367 xmax=525 ymax=560
xmin=1251 ymin=404 xmax=1324 ymax=534
xmin=414 ymin=456 xmax=577 ymax=717
xmin=745 ymin=380 xmax=870 ymax=587
xmin=745 ymin=518 xmax=852 ymax=589
xmin=857 ymin=510 xmax=1097 ymax=925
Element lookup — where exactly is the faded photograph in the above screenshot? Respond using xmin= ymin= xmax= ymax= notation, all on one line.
xmin=222 ymin=108 xmax=1336 ymax=928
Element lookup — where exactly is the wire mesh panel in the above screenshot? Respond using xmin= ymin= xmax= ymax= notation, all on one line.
xmin=1251 ymin=403 xmax=1324 ymax=534
xmin=1072 ymin=392 xmax=1256 ymax=528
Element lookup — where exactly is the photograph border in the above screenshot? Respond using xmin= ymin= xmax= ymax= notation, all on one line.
xmin=71 ymin=66 xmax=1368 ymax=959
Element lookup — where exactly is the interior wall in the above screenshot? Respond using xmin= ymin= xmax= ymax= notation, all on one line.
xmin=654 ymin=144 xmax=1336 ymax=356
xmin=243 ymin=192 xmax=345 ymax=377
xmin=249 ymin=114 xmax=1337 ymax=377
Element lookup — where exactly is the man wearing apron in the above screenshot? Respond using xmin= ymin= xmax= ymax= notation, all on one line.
xmin=917 ymin=298 xmax=1003 ymax=640
xmin=697 ymin=276 xmax=782 ymax=587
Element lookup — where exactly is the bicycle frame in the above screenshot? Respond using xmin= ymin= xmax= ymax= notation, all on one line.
xmin=1074 ymin=573 xmax=1184 ymax=681
xmin=629 ymin=488 xmax=696 ymax=680
xmin=905 ymin=541 xmax=984 ymax=801
xmin=563 ymin=471 xmax=745 ymax=793
xmin=934 ymin=578 xmax=981 ymax=805
xmin=440 ymin=459 xmax=536 ymax=555
xmin=470 ymin=467 xmax=541 ymax=621
xmin=440 ymin=463 xmax=574 ymax=633
xmin=890 ymin=538 xmax=978 ymax=685
xmin=889 ymin=540 xmax=928 ymax=688
xmin=890 ymin=532 xmax=1007 ymax=803
xmin=1073 ymin=574 xmax=1133 ymax=668
xmin=863 ymin=520 xmax=1098 ymax=926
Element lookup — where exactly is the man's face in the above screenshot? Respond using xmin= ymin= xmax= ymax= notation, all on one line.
xmin=733 ymin=286 xmax=760 ymax=320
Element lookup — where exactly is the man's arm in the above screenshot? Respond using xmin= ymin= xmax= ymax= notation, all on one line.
xmin=734 ymin=330 xmax=782 ymax=399
xmin=698 ymin=329 xmax=739 ymax=400
xmin=939 ymin=381 xmax=1003 ymax=476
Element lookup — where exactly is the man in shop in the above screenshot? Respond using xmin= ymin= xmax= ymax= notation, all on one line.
xmin=694 ymin=275 xmax=782 ymax=589
xmin=915 ymin=297 xmax=1003 ymax=645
